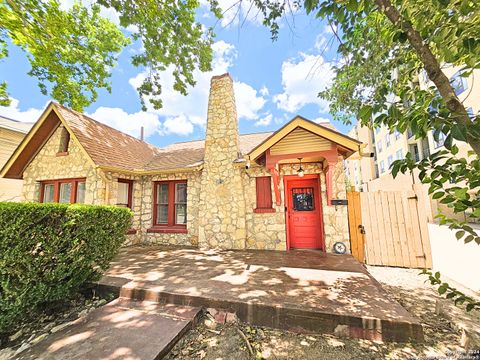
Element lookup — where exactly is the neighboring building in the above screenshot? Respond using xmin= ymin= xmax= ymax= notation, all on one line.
xmin=1 ymin=74 xmax=362 ymax=252
xmin=0 ymin=116 xmax=33 ymax=201
xmin=344 ymin=125 xmax=375 ymax=191
xmin=344 ymin=67 xmax=479 ymax=222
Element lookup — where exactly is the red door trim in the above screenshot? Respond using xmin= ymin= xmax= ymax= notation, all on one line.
xmin=284 ymin=174 xmax=325 ymax=251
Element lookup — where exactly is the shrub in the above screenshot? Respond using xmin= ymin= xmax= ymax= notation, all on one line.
xmin=0 ymin=202 xmax=132 ymax=334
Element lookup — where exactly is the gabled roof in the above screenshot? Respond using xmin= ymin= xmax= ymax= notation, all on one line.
xmin=1 ymin=102 xmax=164 ymax=178
xmin=54 ymin=103 xmax=160 ymax=171
xmin=0 ymin=103 xmax=275 ymax=178
xmin=247 ymin=115 xmax=363 ymax=160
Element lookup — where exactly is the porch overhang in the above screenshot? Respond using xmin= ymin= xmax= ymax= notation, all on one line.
xmin=246 ymin=116 xmax=363 ymax=206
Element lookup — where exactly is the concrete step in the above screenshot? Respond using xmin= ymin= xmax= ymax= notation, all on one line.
xmin=96 ymin=276 xmax=423 ymax=343
xmin=18 ymin=299 xmax=201 ymax=360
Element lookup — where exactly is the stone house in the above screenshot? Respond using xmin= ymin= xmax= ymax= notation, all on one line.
xmin=1 ymin=74 xmax=362 ymax=252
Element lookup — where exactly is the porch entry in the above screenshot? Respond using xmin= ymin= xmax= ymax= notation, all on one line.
xmin=285 ymin=176 xmax=324 ymax=250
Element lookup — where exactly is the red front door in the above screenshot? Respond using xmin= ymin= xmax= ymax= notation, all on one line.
xmin=286 ymin=176 xmax=324 ymax=250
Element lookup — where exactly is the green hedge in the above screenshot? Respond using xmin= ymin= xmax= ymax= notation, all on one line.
xmin=0 ymin=202 xmax=132 ymax=334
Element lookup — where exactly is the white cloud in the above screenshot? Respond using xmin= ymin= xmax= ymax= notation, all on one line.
xmin=274 ymin=53 xmax=334 ymax=114
xmin=255 ymin=113 xmax=272 ymax=127
xmin=233 ymin=82 xmax=266 ymax=120
xmin=129 ymin=40 xmax=267 ymax=136
xmin=259 ymin=85 xmax=269 ymax=96
xmin=162 ymin=115 xmax=194 ymax=136
xmin=87 ymin=107 xmax=161 ymax=139
xmin=0 ymin=98 xmax=44 ymax=123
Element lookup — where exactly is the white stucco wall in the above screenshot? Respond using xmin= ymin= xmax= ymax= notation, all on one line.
xmin=428 ymin=223 xmax=480 ymax=292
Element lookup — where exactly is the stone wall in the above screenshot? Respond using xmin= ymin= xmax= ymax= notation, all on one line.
xmin=197 ymin=74 xmax=247 ymax=249
xmin=243 ymin=160 xmax=350 ymax=253
xmin=323 ymin=157 xmax=350 ymax=253
xmin=23 ymin=125 xmax=104 ymax=204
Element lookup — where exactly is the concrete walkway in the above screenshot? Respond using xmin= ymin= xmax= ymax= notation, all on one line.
xmin=18 ymin=299 xmax=201 ymax=360
xmin=97 ymin=246 xmax=424 ymax=342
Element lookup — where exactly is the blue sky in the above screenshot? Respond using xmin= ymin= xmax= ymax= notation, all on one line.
xmin=0 ymin=2 xmax=351 ymax=148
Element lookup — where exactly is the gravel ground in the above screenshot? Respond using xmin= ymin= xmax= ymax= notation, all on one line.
xmin=167 ymin=266 xmax=480 ymax=360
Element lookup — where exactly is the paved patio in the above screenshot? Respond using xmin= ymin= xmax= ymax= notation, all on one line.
xmin=97 ymin=245 xmax=424 ymax=342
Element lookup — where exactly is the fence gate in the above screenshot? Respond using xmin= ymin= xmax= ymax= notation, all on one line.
xmin=347 ymin=189 xmax=432 ymax=269
xmin=347 ymin=191 xmax=365 ymax=263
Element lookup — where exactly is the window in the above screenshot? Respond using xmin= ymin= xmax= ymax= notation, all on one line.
xmin=435 ymin=132 xmax=446 ymax=148
xmin=387 ymin=155 xmax=394 ymax=168
xmin=396 ymin=149 xmax=404 ymax=160
xmin=377 ymin=140 xmax=383 ymax=153
xmin=385 ymin=133 xmax=391 ymax=147
xmin=40 ymin=178 xmax=86 ymax=203
xmin=450 ymin=71 xmax=468 ymax=96
xmin=394 ymin=128 xmax=401 ymax=140
xmin=410 ymin=144 xmax=420 ymax=161
xmin=292 ymin=188 xmax=314 ymax=211
xmin=380 ymin=160 xmax=385 ymax=174
xmin=58 ymin=126 xmax=70 ymax=155
xmin=466 ymin=107 xmax=474 ymax=119
xmin=255 ymin=177 xmax=274 ymax=213
xmin=117 ymin=179 xmax=133 ymax=209
xmin=151 ymin=180 xmax=187 ymax=232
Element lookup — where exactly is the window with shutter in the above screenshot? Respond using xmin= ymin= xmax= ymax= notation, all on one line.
xmin=254 ymin=176 xmax=275 ymax=213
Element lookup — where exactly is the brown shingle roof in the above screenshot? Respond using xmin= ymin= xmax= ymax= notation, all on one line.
xmin=143 ymin=132 xmax=273 ymax=171
xmin=54 ymin=103 xmax=160 ymax=171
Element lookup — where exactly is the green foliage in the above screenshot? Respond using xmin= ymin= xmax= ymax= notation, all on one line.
xmin=421 ymin=269 xmax=480 ymax=312
xmin=0 ymin=202 xmax=132 ymax=334
xmin=1 ymin=0 xmax=222 ymax=111
xmin=1 ymin=0 xmax=130 ymax=110
xmin=97 ymin=0 xmax=221 ymax=110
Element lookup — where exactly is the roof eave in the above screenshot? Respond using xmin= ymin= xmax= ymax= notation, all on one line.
xmin=247 ymin=115 xmax=363 ymax=161
xmin=97 ymin=164 xmax=203 ymax=175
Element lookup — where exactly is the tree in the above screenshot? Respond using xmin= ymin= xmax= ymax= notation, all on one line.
xmin=1 ymin=0 xmax=221 ymax=111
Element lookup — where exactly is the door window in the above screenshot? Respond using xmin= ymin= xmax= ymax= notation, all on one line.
xmin=292 ymin=188 xmax=314 ymax=211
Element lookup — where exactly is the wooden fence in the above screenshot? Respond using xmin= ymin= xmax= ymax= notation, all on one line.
xmin=347 ymin=188 xmax=432 ymax=269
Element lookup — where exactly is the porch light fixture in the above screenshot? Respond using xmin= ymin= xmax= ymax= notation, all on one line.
xmin=297 ymin=157 xmax=304 ymax=177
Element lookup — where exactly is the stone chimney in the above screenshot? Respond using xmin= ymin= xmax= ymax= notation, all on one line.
xmin=197 ymin=74 xmax=246 ymax=249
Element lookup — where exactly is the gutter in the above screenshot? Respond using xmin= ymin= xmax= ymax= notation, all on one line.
xmin=97 ymin=164 xmax=204 ymax=175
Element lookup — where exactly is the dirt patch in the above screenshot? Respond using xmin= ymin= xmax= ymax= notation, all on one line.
xmin=0 ymin=288 xmax=116 ymax=359
xmin=167 ymin=266 xmax=480 ymax=360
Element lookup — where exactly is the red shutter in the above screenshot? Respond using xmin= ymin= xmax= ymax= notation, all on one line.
xmin=255 ymin=176 xmax=275 ymax=213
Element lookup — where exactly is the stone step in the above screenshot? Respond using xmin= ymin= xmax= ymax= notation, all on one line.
xmin=17 ymin=300 xmax=201 ymax=360
xmin=96 ymin=277 xmax=423 ymax=343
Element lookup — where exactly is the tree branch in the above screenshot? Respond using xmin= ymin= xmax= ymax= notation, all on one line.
xmin=374 ymin=0 xmax=480 ymax=156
